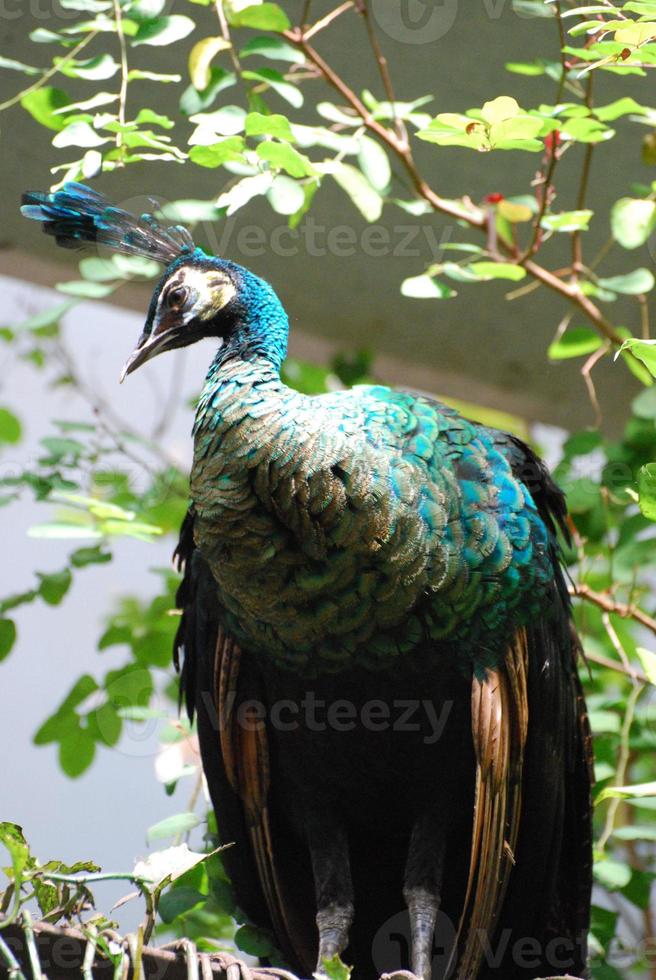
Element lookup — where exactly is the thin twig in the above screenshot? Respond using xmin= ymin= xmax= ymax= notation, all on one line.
xmin=638 ymin=294 xmax=650 ymax=340
xmin=0 ymin=34 xmax=96 ymax=113
xmin=112 ymin=0 xmax=129 ymax=156
xmin=571 ymin=583 xmax=656 ymax=636
xmin=357 ymin=1 xmax=402 ymax=138
xmin=572 ymin=75 xmax=594 ymax=275
xmin=519 ymin=138 xmax=560 ymax=261
xmin=583 ymin=649 xmax=649 ymax=685
xmin=215 ymin=0 xmax=242 ymax=78
xmin=581 ymin=340 xmax=610 ymax=427
xmin=282 ymin=26 xmax=631 ymax=351
xmin=303 ymin=1 xmax=354 ymax=41
xmin=597 ymin=681 xmax=645 ymax=851
xmin=20 ymin=911 xmax=44 ymax=980
xmin=0 ymin=933 xmax=27 ymax=980
xmin=299 ymin=0 xmax=313 ymax=33
xmin=601 ymin=611 xmax=637 ymax=686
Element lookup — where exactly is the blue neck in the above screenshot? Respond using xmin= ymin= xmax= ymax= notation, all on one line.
xmin=212 ymin=259 xmax=289 ymax=373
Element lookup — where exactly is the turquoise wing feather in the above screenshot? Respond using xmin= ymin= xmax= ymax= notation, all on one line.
xmin=191 ymin=364 xmax=555 ymax=675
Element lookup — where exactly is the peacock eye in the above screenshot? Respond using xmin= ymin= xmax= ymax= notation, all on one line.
xmin=166 ymin=285 xmax=188 ymax=309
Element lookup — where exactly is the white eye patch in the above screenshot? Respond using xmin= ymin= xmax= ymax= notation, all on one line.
xmin=158 ymin=267 xmax=236 ymax=322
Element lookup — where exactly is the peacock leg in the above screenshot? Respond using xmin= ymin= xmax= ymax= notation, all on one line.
xmin=306 ymin=811 xmax=354 ymax=972
xmin=403 ymin=810 xmax=447 ymax=980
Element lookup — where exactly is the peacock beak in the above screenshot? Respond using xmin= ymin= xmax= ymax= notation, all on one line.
xmin=120 ymin=321 xmax=181 ymax=382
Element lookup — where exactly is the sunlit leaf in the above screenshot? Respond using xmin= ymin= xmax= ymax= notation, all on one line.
xmin=133 ymin=15 xmax=195 ymax=46
xmin=597 ymin=268 xmax=655 ymax=294
xmin=228 ymin=2 xmax=290 ymax=32
xmin=188 ymin=36 xmax=231 ymax=90
xmin=611 ymin=197 xmax=656 ymax=248
xmin=401 ymin=275 xmax=456 ymax=299
xmin=332 ymin=163 xmax=382 ymax=222
xmin=638 ymin=463 xmax=656 ymax=520
xmin=548 ymin=327 xmax=603 ymax=360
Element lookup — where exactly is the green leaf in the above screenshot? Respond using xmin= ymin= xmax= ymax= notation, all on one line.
xmin=596 ymin=780 xmax=656 ymax=802
xmin=57 ymin=54 xmax=119 ymax=80
xmin=0 ymin=408 xmax=21 ymax=444
xmin=38 ymin=568 xmax=72 ymax=606
xmin=53 ymin=121 xmax=109 ymax=149
xmin=0 ymin=823 xmax=30 ymax=885
xmin=595 ymin=96 xmax=651 ymax=121
xmin=158 ymin=886 xmax=205 ymax=922
xmin=618 ymin=338 xmax=656 ymax=377
xmin=611 ymin=197 xmax=656 ymax=248
xmin=216 ymin=172 xmax=274 ymax=214
xmin=188 ymin=36 xmax=231 ymax=90
xmin=135 ymin=108 xmax=174 ymax=129
xmin=594 ymin=858 xmax=632 ymax=891
xmin=245 ymin=110 xmax=294 ymax=141
xmin=266 ymin=175 xmax=305 ymax=215
xmin=28 ymin=523 xmax=103 ymax=540
xmin=549 ymin=327 xmax=603 ymax=360
xmin=180 ymin=67 xmax=235 ymax=115
xmin=541 ymin=209 xmax=593 ymax=232
xmin=133 ymin=15 xmax=195 ymax=46
xmin=133 ymin=844 xmax=213 ymax=887
xmin=418 ymin=97 xmax=543 ymax=152
xmin=189 ymin=136 xmax=245 ymax=168
xmin=105 ymin=665 xmax=153 ymax=708
xmin=234 ymin=924 xmax=275 ymax=957
xmin=638 ymin=463 xmax=656 ymax=520
xmin=57 ymin=280 xmax=115 ymax=298
xmin=190 ymin=105 xmax=246 ymax=141
xmin=357 ymin=136 xmax=391 ymax=192
xmin=468 ymin=261 xmax=527 ymax=281
xmin=129 ymin=68 xmax=181 ymax=83
xmin=0 ymin=619 xmax=16 ymax=662
xmin=597 ymin=268 xmax=655 ymax=294
xmin=560 ymin=116 xmax=613 ymax=143
xmin=632 ymin=385 xmax=656 ymax=418
xmin=332 ymin=163 xmax=382 ymax=222
xmin=240 ymin=36 xmax=304 ymax=63
xmin=89 ymin=701 xmax=121 ymax=746
xmin=59 ymin=729 xmax=95 ymax=778
xmin=229 ymin=3 xmax=290 ymax=32
xmin=79 ymin=257 xmax=120 ymax=282
xmin=14 ymin=301 xmax=74 ymax=332
xmin=21 ymin=87 xmax=71 ymax=131
xmin=241 ymin=68 xmax=302 ymax=108
xmin=401 ymin=275 xmax=456 ymax=299
xmin=319 ymin=954 xmax=352 ymax=980
xmin=636 ymin=645 xmax=656 ymax=683
xmin=70 ymin=545 xmax=112 ymax=567
xmin=0 ymin=57 xmax=40 ymax=74
xmin=256 ymin=140 xmax=315 ymax=177
xmin=147 ymin=812 xmax=201 ymax=842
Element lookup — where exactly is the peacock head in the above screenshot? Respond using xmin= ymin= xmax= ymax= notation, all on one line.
xmin=120 ymin=250 xmax=288 ymax=380
xmin=20 ymin=182 xmax=289 ymax=379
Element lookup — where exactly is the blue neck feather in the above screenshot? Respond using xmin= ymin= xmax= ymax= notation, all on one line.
xmin=207 ymin=256 xmax=289 ymax=373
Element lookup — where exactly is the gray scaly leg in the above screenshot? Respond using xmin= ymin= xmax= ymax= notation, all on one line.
xmin=307 ymin=813 xmax=354 ymax=972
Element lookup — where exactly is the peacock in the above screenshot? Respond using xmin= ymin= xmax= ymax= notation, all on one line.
xmin=22 ymin=182 xmax=593 ymax=980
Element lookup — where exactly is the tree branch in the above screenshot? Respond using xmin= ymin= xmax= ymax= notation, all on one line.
xmin=282 ymin=25 xmax=629 ymax=350
xmin=571 ymin=582 xmax=656 ymax=636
